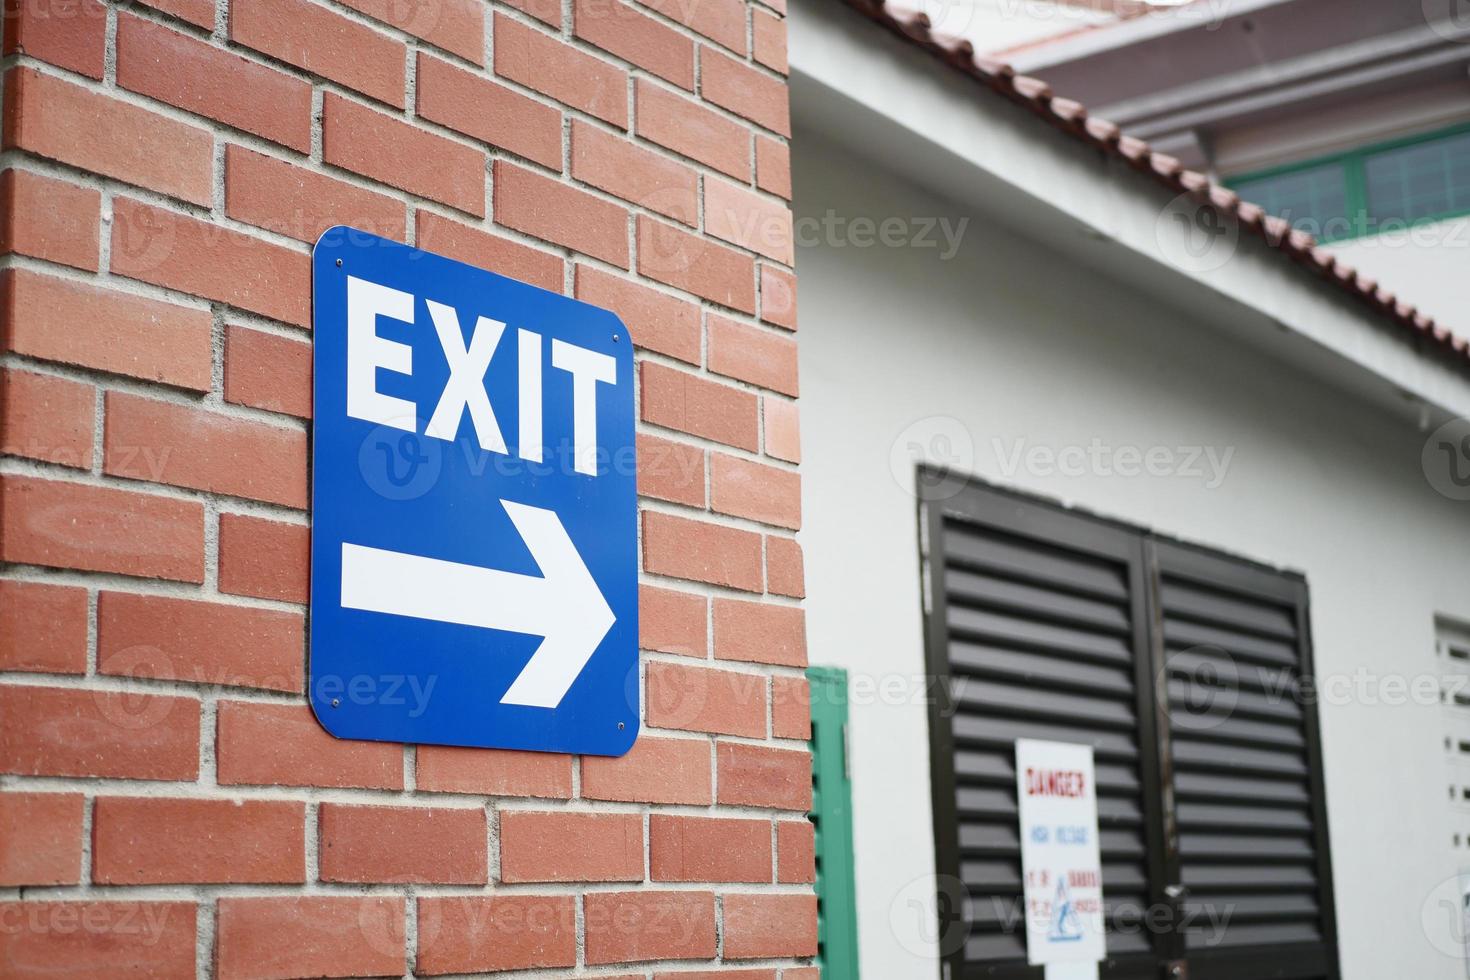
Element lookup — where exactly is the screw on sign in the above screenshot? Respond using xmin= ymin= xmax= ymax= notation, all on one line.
xmin=309 ymin=227 xmax=639 ymax=756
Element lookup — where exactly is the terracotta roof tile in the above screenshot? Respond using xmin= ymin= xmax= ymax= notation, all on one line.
xmin=835 ymin=0 xmax=1470 ymax=367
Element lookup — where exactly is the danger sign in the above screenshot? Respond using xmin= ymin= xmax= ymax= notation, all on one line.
xmin=1016 ymin=739 xmax=1106 ymax=974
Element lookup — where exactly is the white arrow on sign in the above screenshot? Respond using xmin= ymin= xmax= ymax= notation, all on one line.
xmin=339 ymin=499 xmax=616 ymax=709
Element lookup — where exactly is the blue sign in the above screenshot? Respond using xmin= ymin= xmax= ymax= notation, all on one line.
xmin=309 ymin=227 xmax=638 ymax=756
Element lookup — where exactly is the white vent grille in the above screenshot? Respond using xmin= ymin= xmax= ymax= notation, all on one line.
xmin=1439 ymin=622 xmax=1470 ymax=855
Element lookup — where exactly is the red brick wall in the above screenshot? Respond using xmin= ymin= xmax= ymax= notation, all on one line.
xmin=0 ymin=0 xmax=811 ymax=972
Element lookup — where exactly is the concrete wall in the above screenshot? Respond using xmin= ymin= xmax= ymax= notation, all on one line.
xmin=792 ymin=128 xmax=1470 ymax=980
xmin=1326 ymin=215 xmax=1470 ymax=333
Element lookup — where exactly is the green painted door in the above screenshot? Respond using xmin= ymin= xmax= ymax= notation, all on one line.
xmin=808 ymin=666 xmax=859 ymax=979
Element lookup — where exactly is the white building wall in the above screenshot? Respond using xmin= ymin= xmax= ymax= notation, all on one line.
xmin=793 ymin=130 xmax=1470 ymax=980
xmin=1324 ymin=216 xmax=1470 ymax=334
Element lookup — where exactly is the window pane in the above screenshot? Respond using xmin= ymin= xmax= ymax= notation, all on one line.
xmin=1365 ymin=130 xmax=1470 ymax=225
xmin=1233 ymin=164 xmax=1351 ymax=240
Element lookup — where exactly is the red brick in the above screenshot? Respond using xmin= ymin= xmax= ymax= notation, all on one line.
xmin=639 ymin=585 xmax=707 ymax=657
xmin=94 ymin=796 xmax=304 ymax=884
xmin=771 ymin=674 xmax=810 ymax=739
xmin=638 ymin=0 xmax=744 ymax=52
xmin=709 ymin=187 xmax=792 ymax=270
xmin=638 ymin=216 xmax=755 ymax=312
xmin=502 ymin=0 xmax=561 ymax=26
xmin=575 ymin=0 xmax=694 ymax=89
xmin=495 ymin=13 xmax=628 ymax=127
xmin=0 ymin=580 xmax=87 ymax=674
xmin=638 ymin=432 xmax=705 ymax=506
xmin=231 ymin=0 xmax=406 ymax=108
xmin=338 ymin=0 xmax=484 ymax=64
xmin=218 ymin=512 xmax=309 ymax=603
xmin=0 ymin=475 xmax=205 ymax=582
xmin=723 ymin=894 xmax=817 ymax=959
xmin=650 ymin=815 xmax=771 ymax=883
xmin=495 ymin=161 xmax=628 ymax=266
xmin=417 ymin=895 xmax=575 ymax=975
xmin=0 ymin=792 xmax=84 ymax=886
xmin=635 ymin=79 xmax=749 ymax=181
xmin=575 ymin=265 xmax=699 ymax=363
xmin=756 ymin=136 xmax=792 ymax=198
xmin=98 ymin=591 xmax=304 ymax=694
xmin=226 ymin=144 xmax=406 ymax=245
xmin=140 ymin=0 xmax=212 ymax=26
xmin=647 ymin=661 xmax=766 ymax=737
xmin=0 ymin=684 xmax=198 ymax=780
xmin=416 ymin=745 xmax=573 ymax=798
xmin=584 ymin=891 xmax=716 ymax=965
xmin=711 ymin=453 xmax=801 ymax=529
xmin=702 ymin=50 xmax=790 ymax=136
xmin=641 ymin=362 xmax=759 ymax=451
xmin=2 ymin=67 xmax=212 ymax=205
xmin=319 ymin=803 xmax=487 ymax=884
xmin=763 ymin=397 xmax=800 ymax=463
xmin=324 ymin=93 xmax=485 ymax=216
xmin=103 ymin=392 xmax=307 ymax=509
xmin=215 ymin=896 xmax=405 ymax=980
xmin=111 ymin=197 xmax=311 ymax=327
xmin=759 ymin=263 xmax=797 ymax=330
xmin=417 ymin=53 xmax=561 ymax=170
xmin=116 ymin=13 xmax=311 ymax=152
xmin=777 ymin=819 xmax=815 ymax=883
xmin=643 ymin=510 xmax=762 ymax=592
xmin=0 ymin=901 xmax=196 ymax=978
xmin=1 ymin=0 xmax=107 ymax=78
xmin=416 ymin=211 xmax=563 ymax=292
xmin=500 ymin=811 xmax=643 ymax=882
xmin=753 ymin=10 xmax=788 ymax=73
xmin=0 ymin=169 xmax=100 ymax=270
xmin=765 ymin=533 xmax=805 ymax=597
xmin=654 ymin=971 xmax=775 ymax=980
xmin=710 ymin=317 xmax=798 ymax=397
xmin=217 ymin=701 xmax=403 ymax=790
xmin=224 ymin=325 xmax=312 ymax=419
xmin=0 ymin=368 xmax=94 ymax=470
xmin=714 ymin=597 xmax=806 ymax=665
xmin=1 ymin=269 xmax=212 ymax=392
xmin=783 ymin=970 xmax=819 ymax=980
xmin=716 ymin=741 xmax=811 ymax=811
xmin=581 ymin=735 xmax=711 ymax=805
xmin=573 ymin=120 xmax=697 ymax=225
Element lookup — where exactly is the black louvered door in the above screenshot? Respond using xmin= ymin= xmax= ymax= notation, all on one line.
xmin=1152 ymin=542 xmax=1339 ymax=980
xmin=920 ymin=479 xmax=1339 ymax=980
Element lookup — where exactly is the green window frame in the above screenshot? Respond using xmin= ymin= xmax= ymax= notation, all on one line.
xmin=809 ymin=665 xmax=860 ymax=979
xmin=1228 ymin=120 xmax=1470 ymax=243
